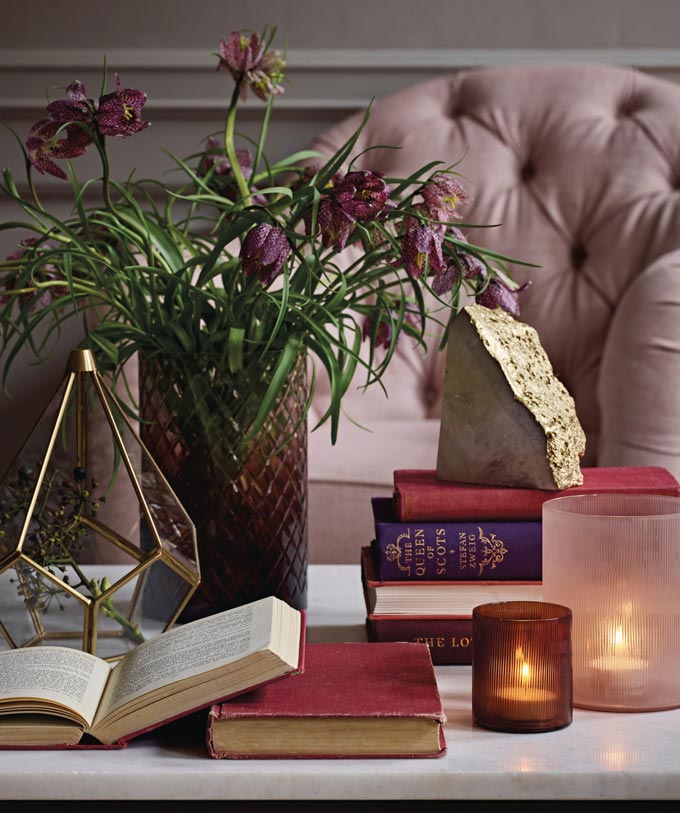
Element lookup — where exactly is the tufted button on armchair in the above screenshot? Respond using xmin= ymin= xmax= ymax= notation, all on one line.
xmin=308 ymin=64 xmax=680 ymax=563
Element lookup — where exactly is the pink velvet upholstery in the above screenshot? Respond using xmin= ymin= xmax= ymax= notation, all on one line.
xmin=308 ymin=64 xmax=680 ymax=563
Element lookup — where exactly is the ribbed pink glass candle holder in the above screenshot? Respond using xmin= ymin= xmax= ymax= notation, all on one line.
xmin=472 ymin=601 xmax=572 ymax=733
xmin=543 ymin=494 xmax=680 ymax=712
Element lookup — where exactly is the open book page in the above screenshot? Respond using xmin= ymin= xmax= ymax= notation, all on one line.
xmin=0 ymin=647 xmax=111 ymax=727
xmin=93 ymin=596 xmax=280 ymax=727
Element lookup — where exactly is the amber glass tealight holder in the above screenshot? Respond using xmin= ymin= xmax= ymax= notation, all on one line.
xmin=472 ymin=601 xmax=573 ymax=733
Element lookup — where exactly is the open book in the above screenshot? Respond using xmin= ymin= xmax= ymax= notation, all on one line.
xmin=0 ymin=596 xmax=303 ymax=748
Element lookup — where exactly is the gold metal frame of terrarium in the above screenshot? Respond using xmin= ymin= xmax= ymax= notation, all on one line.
xmin=0 ymin=349 xmax=200 ymax=660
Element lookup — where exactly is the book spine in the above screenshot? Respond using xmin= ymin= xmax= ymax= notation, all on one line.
xmin=393 ymin=486 xmax=546 ymax=521
xmin=374 ymin=521 xmax=541 ymax=581
xmin=367 ymin=616 xmax=473 ymax=665
xmin=393 ymin=468 xmax=680 ymax=521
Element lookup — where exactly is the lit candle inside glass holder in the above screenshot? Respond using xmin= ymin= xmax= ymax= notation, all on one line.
xmin=542 ymin=493 xmax=680 ymax=712
xmin=591 ymin=622 xmax=648 ymax=695
xmin=495 ymin=649 xmax=558 ymax=717
xmin=472 ymin=601 xmax=572 ymax=733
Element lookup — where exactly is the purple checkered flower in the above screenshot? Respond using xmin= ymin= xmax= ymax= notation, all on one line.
xmin=335 ymin=170 xmax=394 ymax=221
xmin=2 ymin=238 xmax=65 ymax=308
xmin=219 ymin=31 xmax=265 ymax=75
xmin=395 ymin=223 xmax=446 ymax=280
xmin=218 ymin=31 xmax=285 ymax=101
xmin=362 ymin=315 xmax=392 ymax=350
xmin=199 ymin=138 xmax=253 ymax=178
xmin=240 ymin=222 xmax=291 ymax=285
xmin=96 ymin=74 xmax=149 ymax=137
xmin=476 ymin=278 xmax=531 ymax=318
xmin=422 ymin=174 xmax=470 ymax=222
xmin=26 ymin=118 xmax=91 ymax=180
xmin=46 ymin=81 xmax=94 ymax=126
xmin=305 ymin=198 xmax=354 ymax=252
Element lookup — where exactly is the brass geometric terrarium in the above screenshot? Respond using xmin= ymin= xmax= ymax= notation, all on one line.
xmin=0 ymin=349 xmax=199 ymax=661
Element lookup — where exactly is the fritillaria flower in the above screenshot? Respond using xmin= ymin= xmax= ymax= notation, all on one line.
xmin=335 ymin=170 xmax=394 ymax=221
xmin=362 ymin=315 xmax=392 ymax=350
xmin=1 ymin=239 xmax=65 ymax=307
xmin=422 ymin=174 xmax=470 ymax=222
xmin=395 ymin=223 xmax=446 ymax=279
xmin=46 ymin=81 xmax=94 ymax=124
xmin=475 ymin=278 xmax=531 ymax=318
xmin=26 ymin=119 xmax=91 ymax=180
xmin=96 ymin=74 xmax=149 ymax=137
xmin=306 ymin=198 xmax=354 ymax=252
xmin=431 ymin=252 xmax=486 ymax=296
xmin=218 ymin=30 xmax=285 ymax=101
xmin=248 ymin=50 xmax=286 ymax=102
xmin=362 ymin=306 xmax=421 ymax=349
xmin=240 ymin=222 xmax=291 ymax=285
xmin=199 ymin=138 xmax=253 ymax=178
xmin=219 ymin=31 xmax=265 ymax=75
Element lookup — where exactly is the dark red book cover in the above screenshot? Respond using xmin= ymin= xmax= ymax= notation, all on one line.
xmin=372 ymin=497 xmax=541 ymax=581
xmin=366 ymin=614 xmax=473 ymax=665
xmin=207 ymin=642 xmax=446 ymax=759
xmin=394 ymin=466 xmax=680 ymax=521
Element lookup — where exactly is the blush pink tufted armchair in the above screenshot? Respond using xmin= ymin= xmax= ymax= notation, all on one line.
xmin=307 ymin=64 xmax=680 ymax=563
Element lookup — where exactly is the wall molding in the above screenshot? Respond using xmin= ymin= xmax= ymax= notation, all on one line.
xmin=1 ymin=47 xmax=680 ymax=72
xmin=2 ymin=47 xmax=680 ymax=118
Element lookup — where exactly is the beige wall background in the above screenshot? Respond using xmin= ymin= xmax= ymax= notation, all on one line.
xmin=1 ymin=0 xmax=680 ymax=469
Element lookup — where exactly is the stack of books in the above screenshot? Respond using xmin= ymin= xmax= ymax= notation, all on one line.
xmin=363 ymin=466 xmax=680 ymax=665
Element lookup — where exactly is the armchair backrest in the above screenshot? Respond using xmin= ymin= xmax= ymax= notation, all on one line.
xmin=311 ymin=64 xmax=680 ymax=474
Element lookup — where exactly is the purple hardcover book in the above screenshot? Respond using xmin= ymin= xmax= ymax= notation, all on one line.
xmin=372 ymin=497 xmax=541 ymax=581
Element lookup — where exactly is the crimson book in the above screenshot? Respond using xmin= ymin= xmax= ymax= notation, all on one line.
xmin=0 ymin=597 xmax=304 ymax=749
xmin=366 ymin=614 xmax=473 ymax=665
xmin=393 ymin=466 xmax=680 ymax=521
xmin=372 ymin=497 xmax=541 ymax=581
xmin=207 ymin=642 xmax=446 ymax=759
xmin=361 ymin=546 xmax=541 ymax=616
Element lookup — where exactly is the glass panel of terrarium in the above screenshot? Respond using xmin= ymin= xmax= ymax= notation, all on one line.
xmin=0 ymin=558 xmax=87 ymax=651
xmin=0 ymin=377 xmax=72 ymax=559
xmin=101 ymin=381 xmax=198 ymax=577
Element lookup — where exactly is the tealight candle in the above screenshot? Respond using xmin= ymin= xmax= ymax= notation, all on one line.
xmin=589 ymin=623 xmax=649 ymax=696
xmin=472 ymin=601 xmax=572 ymax=733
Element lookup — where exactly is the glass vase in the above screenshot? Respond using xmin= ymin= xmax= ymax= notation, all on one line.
xmin=139 ymin=351 xmax=308 ymax=621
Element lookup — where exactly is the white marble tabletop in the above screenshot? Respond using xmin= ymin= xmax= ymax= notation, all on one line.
xmin=1 ymin=564 xmax=679 ymax=801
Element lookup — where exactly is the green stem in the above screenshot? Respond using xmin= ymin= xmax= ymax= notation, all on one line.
xmin=98 ymin=134 xmax=116 ymax=213
xmin=92 ymin=577 xmax=145 ymax=644
xmin=224 ymin=79 xmax=251 ymax=205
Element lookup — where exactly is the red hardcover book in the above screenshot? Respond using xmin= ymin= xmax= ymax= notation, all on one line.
xmin=361 ymin=546 xmax=541 ymax=616
xmin=366 ymin=614 xmax=473 ymax=666
xmin=394 ymin=466 xmax=680 ymax=521
xmin=207 ymin=642 xmax=446 ymax=759
xmin=0 ymin=597 xmax=305 ymax=750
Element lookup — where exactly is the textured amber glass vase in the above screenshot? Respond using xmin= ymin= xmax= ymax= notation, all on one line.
xmin=139 ymin=351 xmax=308 ymax=621
xmin=472 ymin=601 xmax=573 ymax=733
xmin=543 ymin=494 xmax=680 ymax=712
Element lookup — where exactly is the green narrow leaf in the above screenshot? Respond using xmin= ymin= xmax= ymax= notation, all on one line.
xmin=247 ymin=336 xmax=302 ymax=440
xmin=227 ymin=326 xmax=246 ymax=373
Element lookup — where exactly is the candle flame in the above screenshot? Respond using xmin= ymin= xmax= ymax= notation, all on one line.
xmin=614 ymin=626 xmax=624 ymax=648
xmin=520 ymin=661 xmax=530 ymax=685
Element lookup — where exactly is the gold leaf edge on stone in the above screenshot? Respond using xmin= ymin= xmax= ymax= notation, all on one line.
xmin=463 ymin=304 xmax=586 ymax=489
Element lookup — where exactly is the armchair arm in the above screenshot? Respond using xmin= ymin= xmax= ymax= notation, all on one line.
xmin=597 ymin=251 xmax=680 ymax=479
